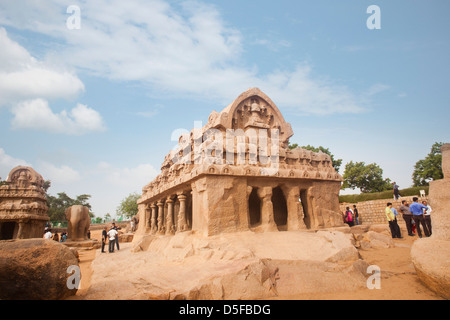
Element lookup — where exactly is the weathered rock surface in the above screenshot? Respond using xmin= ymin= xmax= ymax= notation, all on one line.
xmin=359 ymin=231 xmax=395 ymax=249
xmin=0 ymin=238 xmax=79 ymax=300
xmin=411 ymin=144 xmax=450 ymax=299
xmin=85 ymin=230 xmax=369 ymax=300
xmin=411 ymin=237 xmax=450 ymax=299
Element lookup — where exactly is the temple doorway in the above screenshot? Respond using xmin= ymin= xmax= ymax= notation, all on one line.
xmin=0 ymin=222 xmax=16 ymax=240
xmin=248 ymin=188 xmax=261 ymax=227
xmin=272 ymin=187 xmax=288 ymax=231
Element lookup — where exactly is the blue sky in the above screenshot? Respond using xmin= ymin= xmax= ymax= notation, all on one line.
xmin=1 ymin=0 xmax=449 ymax=218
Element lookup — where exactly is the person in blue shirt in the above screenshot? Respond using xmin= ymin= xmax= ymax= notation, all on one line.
xmin=409 ymin=197 xmax=431 ymax=238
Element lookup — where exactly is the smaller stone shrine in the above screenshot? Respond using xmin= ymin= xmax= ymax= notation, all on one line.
xmin=0 ymin=166 xmax=49 ymax=240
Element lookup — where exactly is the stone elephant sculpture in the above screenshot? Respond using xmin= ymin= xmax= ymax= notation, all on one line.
xmin=65 ymin=205 xmax=90 ymax=241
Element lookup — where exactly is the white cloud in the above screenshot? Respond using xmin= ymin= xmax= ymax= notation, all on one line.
xmin=0 ymin=0 xmax=368 ymax=115
xmin=10 ymin=99 xmax=106 ymax=135
xmin=0 ymin=148 xmax=32 ymax=180
xmin=0 ymin=28 xmax=84 ymax=106
xmin=97 ymin=161 xmax=158 ymax=189
xmin=366 ymin=83 xmax=390 ymax=96
xmin=0 ymin=27 xmax=106 ymax=135
xmin=38 ymin=162 xmax=81 ymax=184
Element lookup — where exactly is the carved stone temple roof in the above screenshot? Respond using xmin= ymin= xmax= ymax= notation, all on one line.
xmin=139 ymin=88 xmax=342 ymax=204
xmin=0 ymin=166 xmax=49 ymax=221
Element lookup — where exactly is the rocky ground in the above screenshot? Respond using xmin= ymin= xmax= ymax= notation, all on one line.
xmin=67 ymin=225 xmax=444 ymax=300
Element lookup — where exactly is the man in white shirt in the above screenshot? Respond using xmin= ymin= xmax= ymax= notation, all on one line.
xmin=44 ymin=229 xmax=52 ymax=239
xmin=107 ymin=227 xmax=118 ymax=253
xmin=422 ymin=201 xmax=432 ymax=235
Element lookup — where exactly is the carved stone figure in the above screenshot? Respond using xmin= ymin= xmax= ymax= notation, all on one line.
xmin=65 ymin=205 xmax=90 ymax=241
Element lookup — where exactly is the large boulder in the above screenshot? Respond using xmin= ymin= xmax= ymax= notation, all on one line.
xmin=86 ymin=230 xmax=366 ymax=300
xmin=411 ymin=237 xmax=450 ymax=299
xmin=0 ymin=239 xmax=80 ymax=300
xmin=358 ymin=231 xmax=395 ymax=249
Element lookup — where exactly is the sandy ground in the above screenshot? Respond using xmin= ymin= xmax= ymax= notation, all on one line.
xmin=69 ymin=229 xmax=444 ymax=300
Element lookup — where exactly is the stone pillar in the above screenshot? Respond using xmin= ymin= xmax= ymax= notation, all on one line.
xmin=166 ymin=197 xmax=175 ymax=235
xmin=257 ymin=187 xmax=277 ymax=232
xmin=282 ymin=185 xmax=306 ymax=231
xmin=17 ymin=220 xmax=25 ymax=239
xmin=135 ymin=203 xmax=147 ymax=235
xmin=157 ymin=200 xmax=165 ymax=234
xmin=150 ymin=203 xmax=157 ymax=234
xmin=177 ymin=194 xmax=188 ymax=232
xmin=411 ymin=143 xmax=450 ymax=299
xmin=144 ymin=205 xmax=151 ymax=233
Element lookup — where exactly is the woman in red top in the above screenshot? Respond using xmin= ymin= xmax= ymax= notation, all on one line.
xmin=344 ymin=207 xmax=354 ymax=227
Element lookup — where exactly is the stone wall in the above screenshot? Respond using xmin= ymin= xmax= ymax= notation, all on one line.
xmin=340 ymin=195 xmax=429 ymax=225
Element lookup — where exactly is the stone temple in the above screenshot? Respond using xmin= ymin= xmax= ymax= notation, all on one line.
xmin=135 ymin=88 xmax=344 ymax=238
xmin=0 ymin=166 xmax=49 ymax=240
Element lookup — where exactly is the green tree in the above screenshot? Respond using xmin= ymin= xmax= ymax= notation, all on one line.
xmin=116 ymin=193 xmax=141 ymax=220
xmin=46 ymin=192 xmax=93 ymax=221
xmin=43 ymin=180 xmax=51 ymax=193
xmin=95 ymin=217 xmax=103 ymax=224
xmin=104 ymin=213 xmax=112 ymax=222
xmin=288 ymin=143 xmax=343 ymax=172
xmin=342 ymin=161 xmax=392 ymax=193
xmin=412 ymin=142 xmax=444 ymax=186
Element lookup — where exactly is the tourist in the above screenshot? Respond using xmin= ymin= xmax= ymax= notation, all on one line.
xmin=60 ymin=232 xmax=67 ymax=242
xmin=101 ymin=227 xmax=108 ymax=253
xmin=385 ymin=203 xmax=402 ymax=238
xmin=353 ymin=205 xmax=360 ymax=225
xmin=391 ymin=206 xmax=402 ymax=238
xmin=398 ymin=200 xmax=414 ymax=236
xmin=52 ymin=232 xmax=59 ymax=242
xmin=344 ymin=207 xmax=354 ymax=227
xmin=393 ymin=182 xmax=400 ymax=200
xmin=112 ymin=222 xmax=121 ymax=250
xmin=422 ymin=201 xmax=432 ymax=235
xmin=107 ymin=227 xmax=118 ymax=253
xmin=44 ymin=228 xmax=52 ymax=239
xmin=409 ymin=197 xmax=430 ymax=238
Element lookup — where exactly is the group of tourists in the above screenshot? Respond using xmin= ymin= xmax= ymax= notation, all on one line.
xmin=386 ymin=197 xmax=432 ymax=239
xmin=343 ymin=205 xmax=359 ymax=227
xmin=101 ymin=223 xmax=121 ymax=253
xmin=343 ymin=195 xmax=433 ymax=240
xmin=43 ymin=227 xmax=68 ymax=242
